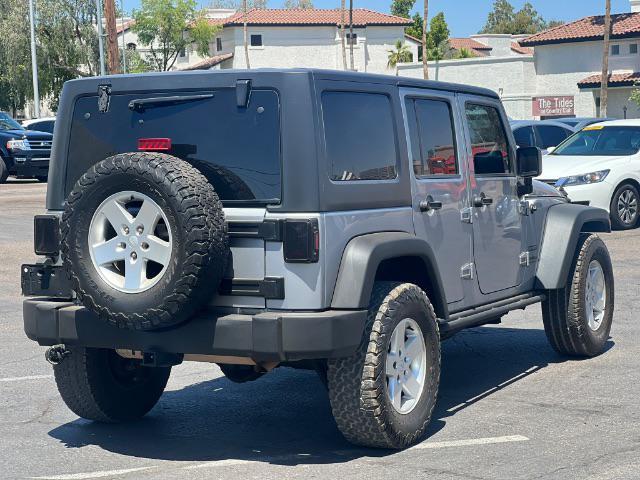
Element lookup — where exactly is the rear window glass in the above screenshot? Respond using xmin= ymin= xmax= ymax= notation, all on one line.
xmin=67 ymin=88 xmax=281 ymax=204
xmin=536 ymin=125 xmax=570 ymax=149
xmin=322 ymin=91 xmax=397 ymax=181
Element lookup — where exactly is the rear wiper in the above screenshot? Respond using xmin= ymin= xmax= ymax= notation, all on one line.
xmin=128 ymin=93 xmax=214 ymax=112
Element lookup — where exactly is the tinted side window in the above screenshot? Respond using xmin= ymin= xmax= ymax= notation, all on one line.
xmin=465 ymin=103 xmax=512 ymax=175
xmin=512 ymin=126 xmax=535 ymax=148
xmin=409 ymin=99 xmax=458 ymax=176
xmin=536 ymin=125 xmax=570 ymax=149
xmin=322 ymin=91 xmax=397 ymax=181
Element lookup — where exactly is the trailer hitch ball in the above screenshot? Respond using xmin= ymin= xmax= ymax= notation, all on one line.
xmin=45 ymin=345 xmax=70 ymax=365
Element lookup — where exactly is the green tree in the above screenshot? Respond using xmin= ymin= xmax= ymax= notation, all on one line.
xmin=390 ymin=0 xmax=415 ymax=18
xmin=454 ymin=47 xmax=475 ymax=59
xmin=0 ymin=0 xmax=100 ymax=114
xmin=284 ymin=0 xmax=313 ymax=7
xmin=405 ymin=12 xmax=423 ymax=40
xmin=387 ymin=39 xmax=413 ymax=75
xmin=481 ymin=0 xmax=560 ymax=35
xmin=426 ymin=12 xmax=450 ymax=61
xmin=132 ymin=0 xmax=221 ymax=71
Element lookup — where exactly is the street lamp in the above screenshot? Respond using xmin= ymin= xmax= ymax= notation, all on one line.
xmin=28 ymin=0 xmax=40 ymax=118
xmin=96 ymin=0 xmax=106 ymax=76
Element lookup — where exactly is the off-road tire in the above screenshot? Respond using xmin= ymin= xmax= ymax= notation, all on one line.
xmin=542 ymin=234 xmax=614 ymax=357
xmin=610 ymin=182 xmax=639 ymax=230
xmin=0 ymin=156 xmax=8 ymax=183
xmin=327 ymin=282 xmax=441 ymax=449
xmin=61 ymin=152 xmax=229 ymax=331
xmin=53 ymin=347 xmax=171 ymax=422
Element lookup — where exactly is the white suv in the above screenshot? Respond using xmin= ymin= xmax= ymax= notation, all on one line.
xmin=539 ymin=119 xmax=640 ymax=229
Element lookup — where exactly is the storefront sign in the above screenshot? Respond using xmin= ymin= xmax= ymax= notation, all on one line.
xmin=532 ymin=96 xmax=575 ymax=117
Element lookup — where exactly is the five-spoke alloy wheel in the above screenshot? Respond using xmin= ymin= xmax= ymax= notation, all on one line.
xmin=89 ymin=191 xmax=172 ymax=293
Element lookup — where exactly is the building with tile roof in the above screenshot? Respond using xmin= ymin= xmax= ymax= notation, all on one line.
xmin=399 ymin=1 xmax=640 ymax=121
xmin=118 ymin=8 xmax=417 ymax=75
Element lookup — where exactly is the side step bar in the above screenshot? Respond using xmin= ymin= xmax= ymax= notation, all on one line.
xmin=439 ymin=293 xmax=546 ymax=338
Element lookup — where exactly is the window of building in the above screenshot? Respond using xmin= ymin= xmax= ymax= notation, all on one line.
xmin=126 ymin=42 xmax=136 ymax=51
xmin=406 ymin=98 xmax=458 ymax=176
xmin=216 ymin=37 xmax=222 ymax=52
xmin=465 ymin=103 xmax=512 ymax=175
xmin=611 ymin=44 xmax=621 ymax=56
xmin=631 ymin=43 xmax=638 ymax=54
xmin=250 ymin=34 xmax=263 ymax=47
xmin=322 ymin=91 xmax=397 ymax=181
xmin=178 ymin=47 xmax=187 ymax=58
xmin=346 ymin=33 xmax=358 ymax=45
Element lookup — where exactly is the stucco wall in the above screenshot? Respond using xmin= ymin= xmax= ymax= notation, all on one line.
xmin=398 ymin=56 xmax=536 ymax=119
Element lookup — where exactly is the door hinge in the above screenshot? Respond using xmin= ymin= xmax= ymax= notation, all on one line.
xmin=519 ymin=201 xmax=530 ymax=216
xmin=461 ymin=263 xmax=474 ymax=280
xmin=460 ymin=207 xmax=473 ymax=224
xmin=519 ymin=251 xmax=530 ymax=267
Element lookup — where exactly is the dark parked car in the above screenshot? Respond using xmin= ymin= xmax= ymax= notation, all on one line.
xmin=510 ymin=120 xmax=575 ymax=154
xmin=22 ymin=116 xmax=56 ymax=134
xmin=0 ymin=112 xmax=53 ymax=183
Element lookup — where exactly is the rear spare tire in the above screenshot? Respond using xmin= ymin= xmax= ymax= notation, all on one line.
xmin=61 ymin=152 xmax=229 ymax=330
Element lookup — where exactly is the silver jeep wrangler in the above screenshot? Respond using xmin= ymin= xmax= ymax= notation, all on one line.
xmin=22 ymin=69 xmax=614 ymax=449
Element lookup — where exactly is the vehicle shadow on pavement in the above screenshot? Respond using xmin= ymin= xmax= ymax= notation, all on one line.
xmin=47 ymin=325 xmax=613 ymax=466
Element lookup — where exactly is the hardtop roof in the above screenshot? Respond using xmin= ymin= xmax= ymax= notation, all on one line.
xmin=65 ymin=68 xmax=500 ymax=100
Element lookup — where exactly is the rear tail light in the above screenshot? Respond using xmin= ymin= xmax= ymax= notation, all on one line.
xmin=283 ymin=219 xmax=319 ymax=263
xmin=138 ymin=138 xmax=172 ymax=151
xmin=34 ymin=215 xmax=60 ymax=257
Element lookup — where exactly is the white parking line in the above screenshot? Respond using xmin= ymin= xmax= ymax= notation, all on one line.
xmin=29 ymin=466 xmax=154 ymax=480
xmin=185 ymin=459 xmax=259 ymax=469
xmin=411 ymin=435 xmax=529 ymax=450
xmin=0 ymin=374 xmax=53 ymax=383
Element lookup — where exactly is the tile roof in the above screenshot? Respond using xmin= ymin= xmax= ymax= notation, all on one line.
xmin=520 ymin=12 xmax=640 ymax=46
xmin=216 ymin=8 xmax=411 ymax=27
xmin=179 ymin=53 xmax=234 ymax=71
xmin=116 ymin=20 xmax=135 ymax=34
xmin=449 ymin=38 xmax=492 ymax=51
xmin=511 ymin=42 xmax=534 ymax=55
xmin=578 ymin=71 xmax=640 ymax=88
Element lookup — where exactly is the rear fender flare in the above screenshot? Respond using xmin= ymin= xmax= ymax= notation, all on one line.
xmin=330 ymin=232 xmax=447 ymax=319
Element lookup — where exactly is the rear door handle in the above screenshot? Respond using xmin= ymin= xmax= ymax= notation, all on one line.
xmin=419 ymin=196 xmax=443 ymax=212
xmin=473 ymin=193 xmax=494 ymax=208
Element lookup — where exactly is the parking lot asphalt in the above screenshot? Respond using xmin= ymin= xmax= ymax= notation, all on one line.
xmin=0 ymin=180 xmax=639 ymax=480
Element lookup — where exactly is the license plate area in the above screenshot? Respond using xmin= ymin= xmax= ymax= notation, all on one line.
xmin=21 ymin=264 xmax=72 ymax=298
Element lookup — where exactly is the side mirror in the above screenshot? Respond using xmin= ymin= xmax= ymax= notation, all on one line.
xmin=516 ymin=146 xmax=542 ymax=178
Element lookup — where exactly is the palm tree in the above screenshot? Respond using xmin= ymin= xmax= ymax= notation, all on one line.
xmin=600 ymin=0 xmax=612 ymax=117
xmin=421 ymin=0 xmax=429 ymax=79
xmin=243 ymin=0 xmax=251 ymax=69
xmin=387 ymin=40 xmax=413 ymax=75
xmin=455 ymin=47 xmax=475 ymax=59
xmin=340 ymin=0 xmax=347 ymax=69
xmin=348 ymin=0 xmax=354 ymax=70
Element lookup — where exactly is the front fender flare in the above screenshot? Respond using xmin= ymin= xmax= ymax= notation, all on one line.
xmin=330 ymin=232 xmax=447 ymax=319
xmin=536 ymin=203 xmax=611 ymax=290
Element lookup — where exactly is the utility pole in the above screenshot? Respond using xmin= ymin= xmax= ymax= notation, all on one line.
xmin=600 ymin=0 xmax=612 ymax=117
xmin=422 ymin=0 xmax=429 ymax=80
xmin=120 ymin=0 xmax=127 ymax=73
xmin=96 ymin=0 xmax=106 ymax=76
xmin=104 ymin=0 xmax=120 ymax=74
xmin=28 ymin=0 xmax=40 ymax=118
xmin=348 ymin=0 xmax=354 ymax=70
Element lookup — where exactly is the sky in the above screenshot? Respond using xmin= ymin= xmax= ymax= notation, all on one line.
xmin=120 ymin=0 xmax=633 ymax=37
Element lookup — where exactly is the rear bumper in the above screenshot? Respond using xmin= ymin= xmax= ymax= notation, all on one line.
xmin=23 ymin=298 xmax=367 ymax=362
